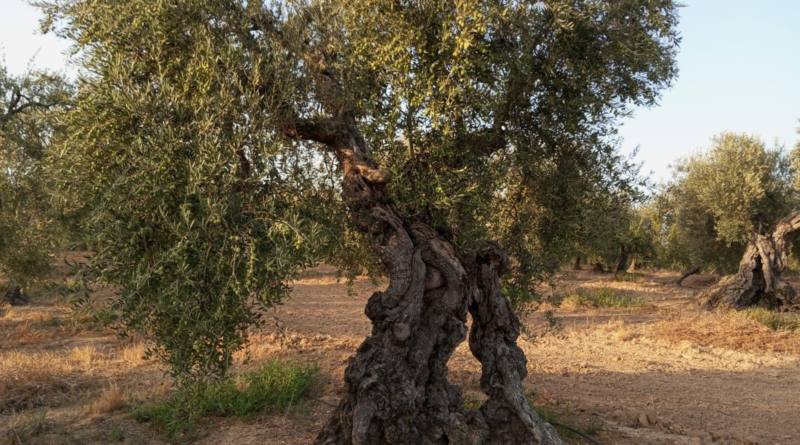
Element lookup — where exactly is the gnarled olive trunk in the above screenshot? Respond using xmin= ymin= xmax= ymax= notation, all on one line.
xmin=626 ymin=255 xmax=637 ymax=273
xmin=700 ymin=211 xmax=800 ymax=310
xmin=613 ymin=244 xmax=629 ymax=277
xmin=285 ymin=118 xmax=561 ymax=445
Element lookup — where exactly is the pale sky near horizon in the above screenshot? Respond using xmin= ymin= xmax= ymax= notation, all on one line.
xmin=1 ymin=0 xmax=798 ymax=182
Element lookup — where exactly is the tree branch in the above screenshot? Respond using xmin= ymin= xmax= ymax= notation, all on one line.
xmin=281 ymin=118 xmax=350 ymax=148
xmin=1 ymin=88 xmax=60 ymax=129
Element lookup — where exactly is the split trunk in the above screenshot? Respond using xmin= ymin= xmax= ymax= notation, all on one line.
xmin=285 ymin=117 xmax=562 ymax=445
xmin=700 ymin=212 xmax=800 ymax=310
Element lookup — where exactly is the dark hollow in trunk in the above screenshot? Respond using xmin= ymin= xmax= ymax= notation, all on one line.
xmin=285 ymin=117 xmax=562 ymax=445
xmin=675 ymin=267 xmax=700 ymax=287
xmin=700 ymin=212 xmax=800 ymax=310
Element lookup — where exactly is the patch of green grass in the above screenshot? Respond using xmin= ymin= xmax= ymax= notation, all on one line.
xmin=543 ymin=309 xmax=562 ymax=331
xmin=462 ymin=392 xmax=485 ymax=410
xmin=133 ymin=360 xmax=317 ymax=442
xmin=742 ymin=308 xmax=800 ymax=331
xmin=532 ymin=403 xmax=602 ymax=443
xmin=614 ymin=271 xmax=644 ymax=282
xmin=562 ymin=287 xmax=645 ymax=309
xmin=461 ymin=392 xmax=604 ymax=443
xmin=107 ymin=425 xmax=125 ymax=442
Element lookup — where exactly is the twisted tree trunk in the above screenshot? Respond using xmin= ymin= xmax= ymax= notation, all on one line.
xmin=613 ymin=244 xmax=629 ymax=277
xmin=285 ymin=117 xmax=561 ymax=445
xmin=700 ymin=211 xmax=800 ymax=310
xmin=626 ymin=255 xmax=637 ymax=273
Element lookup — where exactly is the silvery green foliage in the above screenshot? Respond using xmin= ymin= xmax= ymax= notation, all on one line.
xmin=0 ymin=64 xmax=70 ymax=290
xmin=40 ymin=0 xmax=679 ymax=379
xmin=655 ymin=133 xmax=796 ymax=272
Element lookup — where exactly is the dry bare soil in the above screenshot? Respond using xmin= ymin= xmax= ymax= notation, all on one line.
xmin=2 ymin=264 xmax=800 ymax=445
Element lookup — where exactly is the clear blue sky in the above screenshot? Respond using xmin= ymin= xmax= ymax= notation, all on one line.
xmin=1 ymin=0 xmax=799 ymax=181
xmin=619 ymin=0 xmax=800 ymax=181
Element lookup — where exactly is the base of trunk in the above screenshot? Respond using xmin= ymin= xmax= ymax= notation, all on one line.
xmin=314 ymin=235 xmax=562 ymax=445
xmin=4 ymin=285 xmax=28 ymax=306
xmin=700 ymin=238 xmax=797 ymax=310
xmin=676 ymin=267 xmax=700 ymax=287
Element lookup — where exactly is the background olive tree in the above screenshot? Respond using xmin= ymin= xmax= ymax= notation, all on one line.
xmin=0 ymin=63 xmax=70 ymax=304
xmin=649 ymin=132 xmax=800 ymax=307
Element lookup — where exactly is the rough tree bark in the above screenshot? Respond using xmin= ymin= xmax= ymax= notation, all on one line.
xmin=284 ymin=116 xmax=561 ymax=444
xmin=626 ymin=255 xmax=637 ymax=273
xmin=700 ymin=211 xmax=800 ymax=310
xmin=675 ymin=267 xmax=700 ymax=287
xmin=613 ymin=244 xmax=629 ymax=277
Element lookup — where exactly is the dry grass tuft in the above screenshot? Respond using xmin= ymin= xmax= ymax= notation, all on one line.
xmin=69 ymin=345 xmax=98 ymax=367
xmin=120 ymin=343 xmax=147 ymax=365
xmin=650 ymin=310 xmax=800 ymax=354
xmin=87 ymin=386 xmax=126 ymax=416
xmin=0 ymin=349 xmax=90 ymax=412
xmin=740 ymin=308 xmax=800 ymax=331
xmin=601 ymin=320 xmax=641 ymax=342
xmin=5 ymin=410 xmax=52 ymax=443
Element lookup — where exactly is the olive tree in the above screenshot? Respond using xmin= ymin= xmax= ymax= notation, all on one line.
xmin=0 ymin=63 xmax=70 ymax=303
xmin=655 ymin=132 xmax=800 ymax=308
xmin=42 ymin=0 xmax=679 ymax=443
xmin=575 ymin=185 xmax=654 ymax=274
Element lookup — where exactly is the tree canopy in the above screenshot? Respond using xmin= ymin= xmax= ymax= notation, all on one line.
xmin=41 ymin=0 xmax=679 ymax=382
xmin=0 ymin=64 xmax=71 ymax=292
xmin=653 ymin=133 xmax=796 ymax=272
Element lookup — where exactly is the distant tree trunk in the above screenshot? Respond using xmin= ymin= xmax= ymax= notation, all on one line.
xmin=285 ymin=118 xmax=562 ymax=445
xmin=4 ymin=284 xmax=28 ymax=306
xmin=675 ymin=267 xmax=700 ymax=287
xmin=627 ymin=255 xmax=637 ymax=273
xmin=613 ymin=245 xmax=629 ymax=277
xmin=573 ymin=256 xmax=582 ymax=270
xmin=700 ymin=211 xmax=800 ymax=309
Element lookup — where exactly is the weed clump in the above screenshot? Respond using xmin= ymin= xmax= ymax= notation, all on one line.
xmin=560 ymin=288 xmax=645 ymax=309
xmin=614 ymin=271 xmax=644 ymax=282
xmin=134 ymin=360 xmax=316 ymax=441
xmin=741 ymin=308 xmax=800 ymax=331
xmin=530 ymin=401 xmax=602 ymax=443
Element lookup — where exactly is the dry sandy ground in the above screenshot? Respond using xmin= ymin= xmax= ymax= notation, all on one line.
xmin=2 ymin=267 xmax=799 ymax=444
